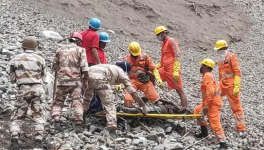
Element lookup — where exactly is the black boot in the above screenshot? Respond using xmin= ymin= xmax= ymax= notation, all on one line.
xmin=218 ymin=142 xmax=228 ymax=150
xmin=109 ymin=128 xmax=117 ymax=139
xmin=83 ymin=111 xmax=89 ymax=123
xmin=34 ymin=139 xmax=43 ymax=149
xmin=195 ymin=126 xmax=208 ymax=138
xmin=54 ymin=120 xmax=61 ymax=131
xmin=10 ymin=139 xmax=19 ymax=150
xmin=75 ymin=122 xmax=83 ymax=134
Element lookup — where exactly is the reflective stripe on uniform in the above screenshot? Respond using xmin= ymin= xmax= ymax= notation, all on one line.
xmin=214 ymin=92 xmax=221 ymax=95
xmin=169 ymin=38 xmax=179 ymax=61
xmin=221 ymin=73 xmax=235 ymax=78
xmin=236 ymin=120 xmax=245 ymax=125
xmin=235 ymin=115 xmax=245 ymax=119
xmin=202 ymin=91 xmax=220 ymax=97
xmin=217 ymin=134 xmax=225 ymax=139
xmin=219 ymin=139 xmax=226 ymax=142
xmin=202 ymin=93 xmax=206 ymax=98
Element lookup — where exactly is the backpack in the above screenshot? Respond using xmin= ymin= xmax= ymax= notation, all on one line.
xmin=88 ymin=92 xmax=104 ymax=114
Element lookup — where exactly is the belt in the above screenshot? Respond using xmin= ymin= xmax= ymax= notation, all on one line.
xmin=221 ymin=73 xmax=234 ymax=78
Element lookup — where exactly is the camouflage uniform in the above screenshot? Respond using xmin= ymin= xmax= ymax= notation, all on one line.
xmin=9 ymin=50 xmax=47 ymax=140
xmin=52 ymin=43 xmax=89 ymax=121
xmin=84 ymin=64 xmax=136 ymax=128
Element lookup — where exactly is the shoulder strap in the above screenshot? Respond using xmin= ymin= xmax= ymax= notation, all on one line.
xmin=169 ymin=38 xmax=179 ymax=61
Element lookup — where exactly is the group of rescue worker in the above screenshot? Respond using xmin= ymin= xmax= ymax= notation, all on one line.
xmin=8 ymin=17 xmax=246 ymax=150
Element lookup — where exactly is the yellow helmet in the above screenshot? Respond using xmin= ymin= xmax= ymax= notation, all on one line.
xmin=129 ymin=41 xmax=141 ymax=56
xmin=214 ymin=40 xmax=228 ymax=50
xmin=200 ymin=58 xmax=215 ymax=69
xmin=155 ymin=26 xmax=167 ymax=35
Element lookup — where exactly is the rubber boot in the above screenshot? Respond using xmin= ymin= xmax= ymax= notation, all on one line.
xmin=10 ymin=139 xmax=19 ymax=150
xmin=83 ymin=111 xmax=89 ymax=124
xmin=218 ymin=142 xmax=228 ymax=150
xmin=195 ymin=126 xmax=208 ymax=138
xmin=75 ymin=121 xmax=83 ymax=134
xmin=54 ymin=120 xmax=61 ymax=132
xmin=109 ymin=128 xmax=117 ymax=139
xmin=34 ymin=139 xmax=43 ymax=149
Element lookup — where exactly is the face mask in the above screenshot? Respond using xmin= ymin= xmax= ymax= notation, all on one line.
xmin=157 ymin=34 xmax=163 ymax=41
xmin=217 ymin=50 xmax=228 ymax=60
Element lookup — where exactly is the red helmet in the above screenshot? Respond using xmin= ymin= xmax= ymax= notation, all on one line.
xmin=70 ymin=32 xmax=83 ymax=41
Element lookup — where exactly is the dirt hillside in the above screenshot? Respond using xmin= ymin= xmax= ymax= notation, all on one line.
xmin=33 ymin=0 xmax=248 ymax=49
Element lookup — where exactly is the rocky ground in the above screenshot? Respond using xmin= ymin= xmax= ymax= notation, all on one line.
xmin=0 ymin=0 xmax=264 ymax=150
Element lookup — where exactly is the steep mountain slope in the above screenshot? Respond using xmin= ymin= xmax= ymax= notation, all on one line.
xmin=33 ymin=0 xmax=248 ymax=49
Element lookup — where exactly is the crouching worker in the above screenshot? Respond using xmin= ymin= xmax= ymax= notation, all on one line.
xmin=83 ymin=62 xmax=148 ymax=133
xmin=51 ymin=32 xmax=89 ymax=133
xmin=9 ymin=36 xmax=46 ymax=149
xmin=121 ymin=42 xmax=162 ymax=106
xmin=117 ymin=99 xmax=191 ymax=114
xmin=194 ymin=59 xmax=228 ymax=150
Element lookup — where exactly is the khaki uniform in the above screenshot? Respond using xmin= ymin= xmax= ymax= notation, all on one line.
xmin=9 ymin=50 xmax=46 ymax=139
xmin=84 ymin=64 xmax=135 ymax=128
xmin=52 ymin=43 xmax=89 ymax=121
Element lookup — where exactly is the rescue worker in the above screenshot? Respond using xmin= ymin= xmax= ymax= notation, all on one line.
xmin=9 ymin=36 xmax=46 ymax=149
xmin=194 ymin=58 xmax=228 ymax=150
xmin=214 ymin=40 xmax=246 ymax=132
xmin=154 ymin=26 xmax=188 ymax=108
xmin=81 ymin=18 xmax=101 ymax=66
xmin=98 ymin=32 xmax=110 ymax=64
xmin=51 ymin=32 xmax=89 ymax=133
xmin=120 ymin=42 xmax=163 ymax=106
xmin=83 ymin=62 xmax=148 ymax=133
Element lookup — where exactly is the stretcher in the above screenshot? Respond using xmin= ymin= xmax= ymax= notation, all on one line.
xmin=95 ymin=112 xmax=204 ymax=119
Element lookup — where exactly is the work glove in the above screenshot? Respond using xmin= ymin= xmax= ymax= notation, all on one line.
xmin=156 ymin=63 xmax=162 ymax=69
xmin=173 ymin=61 xmax=180 ymax=80
xmin=115 ymin=84 xmax=123 ymax=92
xmin=153 ymin=69 xmax=163 ymax=87
xmin=233 ymin=76 xmax=241 ymax=97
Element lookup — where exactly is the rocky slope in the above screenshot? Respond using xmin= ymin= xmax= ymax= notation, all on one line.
xmin=0 ymin=0 xmax=263 ymax=150
xmin=32 ymin=0 xmax=248 ymax=50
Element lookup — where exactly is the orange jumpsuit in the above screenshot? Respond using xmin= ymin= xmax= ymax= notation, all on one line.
xmin=218 ymin=52 xmax=246 ymax=131
xmin=123 ymin=53 xmax=159 ymax=106
xmin=194 ymin=72 xmax=225 ymax=142
xmin=158 ymin=37 xmax=182 ymax=89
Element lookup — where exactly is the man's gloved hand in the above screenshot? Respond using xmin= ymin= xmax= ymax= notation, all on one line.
xmin=156 ymin=63 xmax=162 ymax=69
xmin=173 ymin=61 xmax=180 ymax=80
xmin=115 ymin=84 xmax=123 ymax=92
xmin=233 ymin=76 xmax=241 ymax=97
xmin=153 ymin=69 xmax=163 ymax=87
xmin=156 ymin=79 xmax=163 ymax=87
